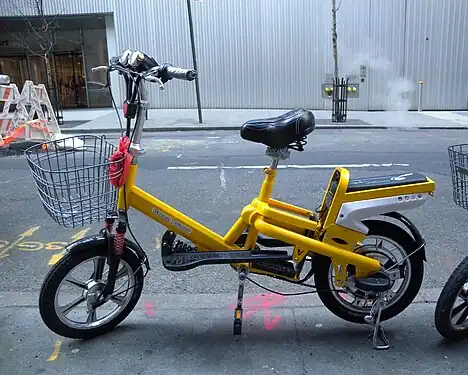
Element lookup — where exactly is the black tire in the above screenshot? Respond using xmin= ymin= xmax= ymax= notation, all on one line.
xmin=434 ymin=256 xmax=468 ymax=340
xmin=39 ymin=246 xmax=144 ymax=339
xmin=314 ymin=219 xmax=424 ymax=324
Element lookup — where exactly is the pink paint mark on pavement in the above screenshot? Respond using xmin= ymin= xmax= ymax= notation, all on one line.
xmin=229 ymin=293 xmax=285 ymax=331
xmin=145 ymin=301 xmax=156 ymax=317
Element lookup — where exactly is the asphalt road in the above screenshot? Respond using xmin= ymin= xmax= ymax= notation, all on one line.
xmin=1 ymin=128 xmax=468 ymax=374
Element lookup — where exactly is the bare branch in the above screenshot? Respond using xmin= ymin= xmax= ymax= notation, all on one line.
xmin=55 ymin=36 xmax=81 ymax=45
xmin=6 ymin=0 xmax=60 ymax=89
xmin=336 ymin=0 xmax=342 ymax=11
xmin=7 ymin=0 xmax=25 ymax=16
xmin=9 ymin=31 xmax=42 ymax=57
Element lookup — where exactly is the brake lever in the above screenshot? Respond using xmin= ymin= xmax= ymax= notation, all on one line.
xmin=143 ymin=68 xmax=165 ymax=90
xmin=144 ymin=74 xmax=165 ymax=90
xmin=91 ymin=66 xmax=109 ymax=73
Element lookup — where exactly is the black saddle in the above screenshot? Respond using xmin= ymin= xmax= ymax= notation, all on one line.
xmin=240 ymin=109 xmax=316 ymax=150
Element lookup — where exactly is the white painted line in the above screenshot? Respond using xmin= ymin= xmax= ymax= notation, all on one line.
xmin=167 ymin=163 xmax=410 ymax=170
xmin=0 ymin=175 xmax=29 ymax=184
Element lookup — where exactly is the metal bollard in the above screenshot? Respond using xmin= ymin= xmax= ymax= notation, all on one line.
xmin=418 ymin=80 xmax=424 ymax=112
xmin=0 ymin=75 xmax=10 ymax=85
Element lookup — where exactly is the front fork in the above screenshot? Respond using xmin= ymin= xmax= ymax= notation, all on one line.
xmin=101 ymin=209 xmax=128 ymax=299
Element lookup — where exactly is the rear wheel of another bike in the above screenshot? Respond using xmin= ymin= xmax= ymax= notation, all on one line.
xmin=434 ymin=256 xmax=468 ymax=340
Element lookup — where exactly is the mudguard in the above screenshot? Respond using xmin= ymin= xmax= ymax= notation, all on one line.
xmin=382 ymin=211 xmax=427 ymax=262
xmin=64 ymin=233 xmax=151 ymax=269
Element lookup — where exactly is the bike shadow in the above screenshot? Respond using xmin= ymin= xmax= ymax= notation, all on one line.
xmin=64 ymin=307 xmax=468 ymax=374
xmin=6 ymin=300 xmax=468 ymax=374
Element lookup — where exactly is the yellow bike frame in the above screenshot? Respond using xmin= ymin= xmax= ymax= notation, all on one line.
xmin=117 ymin=160 xmax=435 ymax=285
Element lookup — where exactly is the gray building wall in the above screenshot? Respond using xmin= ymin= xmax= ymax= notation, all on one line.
xmin=2 ymin=0 xmax=467 ymax=110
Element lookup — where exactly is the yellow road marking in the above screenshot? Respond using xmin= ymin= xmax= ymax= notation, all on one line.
xmin=70 ymin=228 xmax=91 ymax=241
xmin=20 ymin=227 xmax=41 ymax=237
xmin=0 ymin=240 xmax=9 ymax=257
xmin=47 ymin=340 xmax=62 ymax=361
xmin=48 ymin=251 xmax=66 ymax=265
xmin=17 ymin=241 xmax=44 ymax=251
xmin=48 ymin=228 xmax=90 ymax=266
xmin=45 ymin=242 xmax=68 ymax=251
xmin=0 ymin=226 xmax=41 ymax=259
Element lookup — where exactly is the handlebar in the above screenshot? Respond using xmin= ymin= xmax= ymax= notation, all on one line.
xmin=163 ymin=65 xmax=197 ymax=81
xmin=91 ymin=49 xmax=197 ymax=89
xmin=90 ymin=49 xmax=198 ymax=141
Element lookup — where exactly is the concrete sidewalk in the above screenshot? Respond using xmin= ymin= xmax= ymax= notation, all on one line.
xmin=59 ymin=108 xmax=468 ymax=134
xmin=1 ymin=290 xmax=467 ymax=375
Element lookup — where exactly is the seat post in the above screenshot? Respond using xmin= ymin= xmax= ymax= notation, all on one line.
xmin=258 ymin=148 xmax=290 ymax=202
xmin=266 ymin=147 xmax=290 ymax=167
xmin=270 ymin=158 xmax=280 ymax=170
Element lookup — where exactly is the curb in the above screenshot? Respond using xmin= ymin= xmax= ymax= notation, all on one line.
xmin=0 ymin=287 xmax=442 ymax=309
xmin=417 ymin=126 xmax=468 ymax=130
xmin=2 ymin=124 xmax=466 ymax=154
xmin=59 ymin=125 xmax=468 ymax=134
xmin=0 ymin=140 xmax=41 ymax=156
xmin=61 ymin=125 xmax=390 ymax=134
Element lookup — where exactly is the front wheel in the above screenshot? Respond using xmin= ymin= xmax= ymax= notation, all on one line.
xmin=434 ymin=256 xmax=468 ymax=340
xmin=314 ymin=219 xmax=424 ymax=324
xmin=39 ymin=246 xmax=144 ymax=339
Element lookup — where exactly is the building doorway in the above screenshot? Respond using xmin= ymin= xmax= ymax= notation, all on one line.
xmin=53 ymin=53 xmax=87 ymax=108
xmin=0 ymin=54 xmax=88 ymax=109
xmin=0 ymin=14 xmax=112 ymax=109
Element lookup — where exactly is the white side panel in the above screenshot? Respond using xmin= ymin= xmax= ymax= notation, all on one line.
xmin=336 ymin=194 xmax=429 ymax=233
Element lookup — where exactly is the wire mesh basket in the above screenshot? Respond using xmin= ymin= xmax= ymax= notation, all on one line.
xmin=448 ymin=144 xmax=468 ymax=210
xmin=24 ymin=135 xmax=124 ymax=228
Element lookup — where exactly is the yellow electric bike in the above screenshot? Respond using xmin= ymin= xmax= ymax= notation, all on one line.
xmin=25 ymin=50 xmax=436 ymax=350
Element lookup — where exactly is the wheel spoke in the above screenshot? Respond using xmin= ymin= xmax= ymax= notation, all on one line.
xmin=65 ymin=277 xmax=87 ymax=289
xmin=452 ymin=301 xmax=468 ymax=317
xmin=353 ymin=296 xmax=368 ymax=308
xmin=460 ymin=286 xmax=468 ymax=300
xmin=86 ymin=309 xmax=97 ymax=324
xmin=92 ymin=258 xmax=106 ymax=281
xmin=456 ymin=305 xmax=468 ymax=325
xmin=110 ymin=295 xmax=126 ymax=306
xmin=59 ymin=296 xmax=86 ymax=315
xmin=116 ymin=266 xmax=128 ymax=280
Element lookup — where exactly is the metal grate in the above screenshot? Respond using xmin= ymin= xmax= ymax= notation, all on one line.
xmin=24 ymin=135 xmax=123 ymax=228
xmin=448 ymin=144 xmax=468 ymax=210
xmin=331 ymin=77 xmax=349 ymax=123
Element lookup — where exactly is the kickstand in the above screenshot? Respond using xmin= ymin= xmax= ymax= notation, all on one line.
xmin=364 ymin=293 xmax=390 ymax=350
xmin=233 ymin=267 xmax=248 ymax=340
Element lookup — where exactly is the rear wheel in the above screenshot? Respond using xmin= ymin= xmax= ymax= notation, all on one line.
xmin=314 ymin=219 xmax=424 ymax=324
xmin=434 ymin=256 xmax=468 ymax=340
xmin=39 ymin=246 xmax=144 ymax=339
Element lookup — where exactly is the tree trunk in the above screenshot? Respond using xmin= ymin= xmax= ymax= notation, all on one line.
xmin=44 ymin=53 xmax=53 ymax=89
xmin=43 ymin=53 xmax=60 ymax=118
xmin=331 ymin=0 xmax=339 ymax=79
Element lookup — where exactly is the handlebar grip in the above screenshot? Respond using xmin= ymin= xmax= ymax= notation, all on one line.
xmin=165 ymin=66 xmax=197 ymax=81
xmin=138 ymin=53 xmax=159 ymax=72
